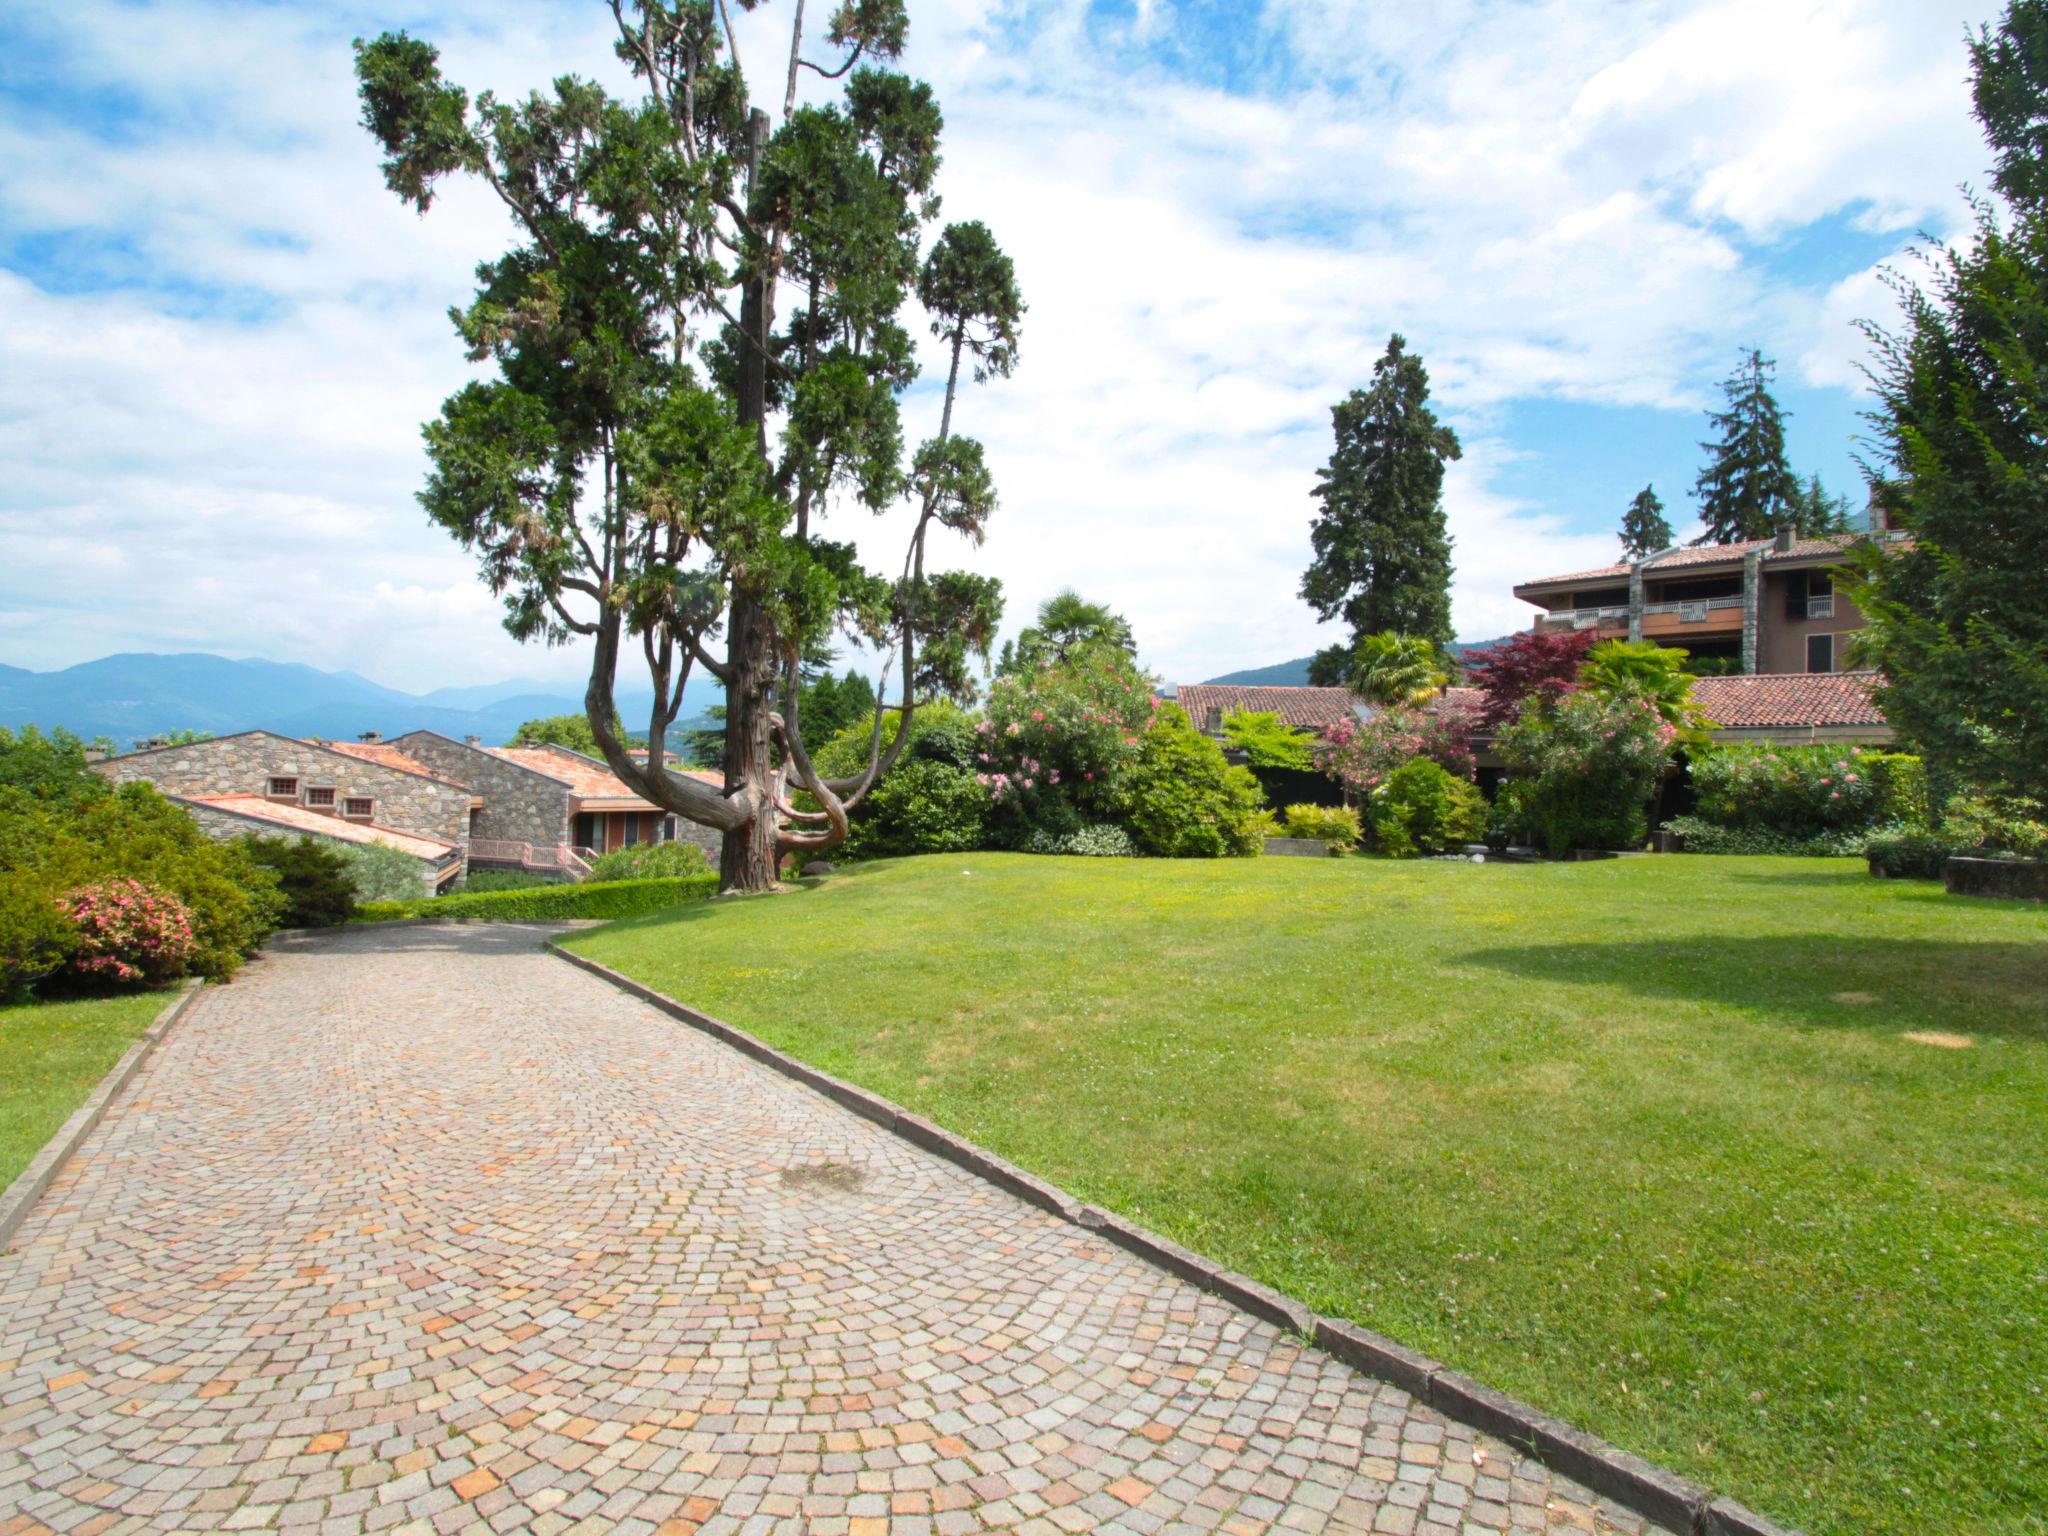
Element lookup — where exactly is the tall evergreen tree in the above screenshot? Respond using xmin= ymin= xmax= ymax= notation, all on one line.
xmin=352 ymin=3 xmax=1020 ymax=891
xmin=1691 ymin=349 xmax=1800 ymax=545
xmin=1618 ymin=484 xmax=1673 ymax=558
xmin=1793 ymin=473 xmax=1858 ymax=536
xmin=1848 ymin=0 xmax=2048 ymax=807
xmin=1301 ymin=335 xmax=1461 ymax=683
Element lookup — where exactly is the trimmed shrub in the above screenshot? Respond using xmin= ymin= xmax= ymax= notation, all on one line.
xmin=458 ymin=869 xmax=563 ymax=892
xmin=359 ymin=874 xmax=718 ymax=924
xmin=1689 ymin=744 xmax=1923 ymax=837
xmin=338 ymin=840 xmax=432 ymax=902
xmin=240 ymin=836 xmax=359 ymax=928
xmin=587 ymin=839 xmax=713 ymax=882
xmin=1022 ymin=823 xmax=1138 ymax=857
xmin=1124 ymin=705 xmax=1266 ymax=858
xmin=1282 ymin=803 xmax=1361 ymax=849
xmin=1367 ymin=759 xmax=1486 ymax=857
xmin=1494 ymin=689 xmax=1676 ymax=856
xmin=1865 ymin=830 xmax=1955 ymax=879
xmin=1941 ymin=794 xmax=2048 ymax=859
xmin=1661 ymin=816 xmax=1876 ymax=858
xmin=0 ymin=876 xmax=75 ymax=999
xmin=61 ymin=879 xmax=197 ymax=987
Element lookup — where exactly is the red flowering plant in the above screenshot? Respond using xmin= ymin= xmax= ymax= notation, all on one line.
xmin=976 ymin=640 xmax=1155 ymax=836
xmin=1312 ymin=703 xmax=1476 ymax=796
xmin=61 ymin=878 xmax=197 ymax=987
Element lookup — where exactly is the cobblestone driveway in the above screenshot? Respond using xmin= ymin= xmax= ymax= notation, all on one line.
xmin=0 ymin=925 xmax=1666 ymax=1536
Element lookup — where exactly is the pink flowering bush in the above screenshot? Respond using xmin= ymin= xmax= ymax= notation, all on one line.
xmin=978 ymin=641 xmax=1155 ymax=843
xmin=61 ymin=879 xmax=197 ymax=987
xmin=1311 ymin=703 xmax=1475 ymax=796
xmin=1493 ymin=688 xmax=1677 ymax=855
xmin=1688 ymin=744 xmax=1925 ymax=836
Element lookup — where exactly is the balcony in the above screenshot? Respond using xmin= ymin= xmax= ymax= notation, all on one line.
xmin=1640 ymin=595 xmax=1743 ymax=638
xmin=1535 ymin=605 xmax=1629 ymax=634
xmin=1807 ymin=596 xmax=1835 ymax=620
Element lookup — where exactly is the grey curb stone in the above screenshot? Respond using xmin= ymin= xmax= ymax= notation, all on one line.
xmin=1313 ymin=1318 xmax=1442 ymax=1400
xmin=549 ymin=945 xmax=1806 ymax=1536
xmin=0 ymin=976 xmax=204 ymax=1251
xmin=1703 ymin=1496 xmax=1808 ymax=1536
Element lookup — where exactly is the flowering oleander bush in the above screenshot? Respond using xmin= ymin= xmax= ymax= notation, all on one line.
xmin=978 ymin=641 xmax=1154 ymax=845
xmin=1688 ymin=744 xmax=1925 ymax=837
xmin=1661 ymin=816 xmax=1883 ymax=858
xmin=1123 ymin=704 xmax=1266 ymax=858
xmin=1494 ymin=689 xmax=1677 ymax=856
xmin=1366 ymin=759 xmax=1486 ymax=857
xmin=1022 ymin=823 xmax=1137 ymax=857
xmin=1282 ymin=803 xmax=1361 ymax=849
xmin=1311 ymin=704 xmax=1475 ymax=796
xmin=61 ymin=880 xmax=196 ymax=986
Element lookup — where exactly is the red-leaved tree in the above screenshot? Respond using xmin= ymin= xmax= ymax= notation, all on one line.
xmin=1464 ymin=629 xmax=1598 ymax=730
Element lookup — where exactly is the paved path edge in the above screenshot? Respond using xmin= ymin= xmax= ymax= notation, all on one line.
xmin=0 ymin=975 xmax=205 ymax=1253
xmin=548 ymin=941 xmax=1804 ymax=1536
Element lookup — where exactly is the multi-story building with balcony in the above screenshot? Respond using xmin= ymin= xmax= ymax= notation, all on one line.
xmin=1512 ymin=525 xmax=1878 ymax=676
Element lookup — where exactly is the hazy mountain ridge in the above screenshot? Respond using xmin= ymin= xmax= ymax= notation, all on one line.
xmin=0 ymin=653 xmax=723 ymax=749
xmin=1204 ymin=637 xmax=1517 ymax=688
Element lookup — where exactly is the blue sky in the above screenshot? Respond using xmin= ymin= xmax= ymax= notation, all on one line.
xmin=0 ymin=0 xmax=1996 ymax=690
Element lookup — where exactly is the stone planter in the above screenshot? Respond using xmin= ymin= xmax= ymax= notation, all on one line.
xmin=1655 ymin=829 xmax=1685 ymax=854
xmin=1945 ymin=855 xmax=2048 ymax=901
xmin=1264 ymin=836 xmax=1341 ymax=858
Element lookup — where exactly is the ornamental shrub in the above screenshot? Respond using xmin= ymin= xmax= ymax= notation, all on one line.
xmin=587 ymin=839 xmax=713 ymax=882
xmin=0 ymin=875 xmax=76 ymax=999
xmin=240 ymin=836 xmax=360 ymax=927
xmin=1282 ymin=803 xmax=1361 ymax=849
xmin=1022 ymin=823 xmax=1137 ymax=857
xmin=1941 ymin=794 xmax=2048 ymax=859
xmin=359 ymin=874 xmax=718 ymax=923
xmin=457 ymin=869 xmax=562 ymax=892
xmin=811 ymin=701 xmax=990 ymax=859
xmin=1222 ymin=711 xmax=1315 ymax=770
xmin=1661 ymin=815 xmax=1880 ymax=858
xmin=978 ymin=640 xmax=1154 ymax=836
xmin=1689 ymin=743 xmax=1911 ymax=836
xmin=1124 ymin=705 xmax=1265 ymax=858
xmin=338 ymin=840 xmax=434 ymax=901
xmin=1494 ymin=689 xmax=1676 ymax=856
xmin=1864 ymin=829 xmax=1956 ymax=878
xmin=1366 ymin=759 xmax=1486 ymax=857
xmin=1312 ymin=704 xmax=1474 ymax=796
xmin=61 ymin=879 xmax=197 ymax=987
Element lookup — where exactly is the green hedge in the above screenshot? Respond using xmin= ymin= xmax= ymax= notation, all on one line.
xmin=1865 ymin=831 xmax=1955 ymax=880
xmin=1661 ymin=815 xmax=1881 ymax=857
xmin=356 ymin=874 xmax=718 ymax=924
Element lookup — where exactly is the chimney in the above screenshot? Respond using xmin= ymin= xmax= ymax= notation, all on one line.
xmin=465 ymin=734 xmax=482 ymax=748
xmin=358 ymin=730 xmax=382 ymax=744
xmin=83 ymin=747 xmax=107 ymax=764
xmin=1774 ymin=521 xmax=1797 ymax=553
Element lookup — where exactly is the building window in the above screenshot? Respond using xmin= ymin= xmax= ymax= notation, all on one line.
xmin=661 ymin=816 xmax=677 ymax=842
xmin=305 ymin=785 xmax=337 ymax=809
xmin=267 ymin=776 xmax=298 ymax=799
xmin=1807 ymin=633 xmax=1835 ymax=674
xmin=343 ymin=797 xmax=375 ymax=820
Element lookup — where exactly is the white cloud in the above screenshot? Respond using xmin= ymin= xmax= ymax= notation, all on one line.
xmin=0 ymin=0 xmax=1995 ymax=693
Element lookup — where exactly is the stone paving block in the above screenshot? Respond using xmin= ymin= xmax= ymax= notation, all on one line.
xmin=1 ymin=924 xmax=1671 ymax=1535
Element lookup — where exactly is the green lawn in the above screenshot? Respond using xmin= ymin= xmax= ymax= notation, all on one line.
xmin=565 ymin=854 xmax=2048 ymax=1536
xmin=0 ymin=989 xmax=173 ymax=1192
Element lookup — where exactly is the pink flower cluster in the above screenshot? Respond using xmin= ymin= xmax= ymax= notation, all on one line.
xmin=62 ymin=878 xmax=198 ymax=987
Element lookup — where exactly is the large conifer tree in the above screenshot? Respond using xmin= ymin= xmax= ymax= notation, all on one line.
xmin=1301 ymin=335 xmax=1461 ymax=683
xmin=1850 ymin=0 xmax=2048 ymax=807
xmin=1691 ymin=349 xmax=1799 ymax=545
xmin=1618 ymin=484 xmax=1673 ymax=558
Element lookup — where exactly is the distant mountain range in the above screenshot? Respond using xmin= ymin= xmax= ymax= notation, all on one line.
xmin=1204 ymin=637 xmax=1516 ymax=688
xmin=0 ymin=653 xmax=723 ymax=749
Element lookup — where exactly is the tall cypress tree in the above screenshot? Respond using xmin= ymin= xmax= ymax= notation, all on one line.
xmin=1301 ymin=335 xmax=1461 ymax=683
xmin=1848 ymin=0 xmax=2048 ymax=807
xmin=1618 ymin=484 xmax=1673 ymax=558
xmin=1691 ymin=349 xmax=1800 ymax=545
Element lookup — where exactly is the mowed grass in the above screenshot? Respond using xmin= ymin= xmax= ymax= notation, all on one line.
xmin=0 ymin=989 xmax=170 ymax=1190
xmin=566 ymin=854 xmax=2048 ymax=1536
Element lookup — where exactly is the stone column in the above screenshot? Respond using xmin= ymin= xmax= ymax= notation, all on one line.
xmin=1627 ymin=561 xmax=1645 ymax=643
xmin=1741 ymin=550 xmax=1763 ymax=674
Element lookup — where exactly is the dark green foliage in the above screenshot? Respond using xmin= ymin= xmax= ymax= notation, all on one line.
xmin=0 ymin=726 xmax=107 ymax=809
xmin=1124 ymin=705 xmax=1264 ymax=858
xmin=1792 ymin=474 xmax=1858 ymax=535
xmin=1365 ymin=759 xmax=1485 ymax=857
xmin=337 ymin=841 xmax=433 ymax=902
xmin=358 ymin=874 xmax=718 ymax=924
xmin=240 ymin=837 xmax=360 ymax=928
xmin=1661 ymin=816 xmax=1878 ymax=858
xmin=1847 ymin=4 xmax=2048 ymax=810
xmin=509 ymin=714 xmax=606 ymax=753
xmin=811 ymin=701 xmax=986 ymax=858
xmin=1302 ymin=335 xmax=1461 ymax=667
xmin=798 ymin=667 xmax=878 ymax=752
xmin=1618 ymin=484 xmax=1673 ymax=558
xmin=1863 ymin=829 xmax=1957 ymax=878
xmin=1691 ymin=349 xmax=1799 ymax=545
xmin=997 ymin=589 xmax=1136 ymax=675
xmin=586 ymin=840 xmax=713 ymax=881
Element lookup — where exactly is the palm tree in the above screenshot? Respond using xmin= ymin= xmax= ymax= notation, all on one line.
xmin=1000 ymin=589 xmax=1136 ymax=672
xmin=1348 ymin=631 xmax=1448 ymax=706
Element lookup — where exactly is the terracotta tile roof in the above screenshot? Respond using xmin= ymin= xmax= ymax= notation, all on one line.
xmin=320 ymin=740 xmax=468 ymax=788
xmin=1691 ymin=671 xmax=1887 ymax=729
xmin=178 ymin=796 xmax=458 ymax=862
xmin=485 ymin=746 xmax=721 ymax=805
xmin=1174 ymin=685 xmax=1365 ymax=734
xmin=1520 ymin=533 xmax=1865 ymax=591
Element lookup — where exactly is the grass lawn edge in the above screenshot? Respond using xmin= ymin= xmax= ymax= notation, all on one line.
xmin=0 ymin=977 xmax=205 ymax=1252
xmin=548 ymin=939 xmax=1808 ymax=1536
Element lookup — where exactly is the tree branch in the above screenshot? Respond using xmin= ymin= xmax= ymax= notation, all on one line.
xmin=797 ymin=42 xmax=864 ymax=81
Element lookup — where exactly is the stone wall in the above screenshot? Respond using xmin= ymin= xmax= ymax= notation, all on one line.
xmin=390 ymin=732 xmax=570 ymax=849
xmin=97 ymin=732 xmax=471 ymax=854
xmin=177 ymin=800 xmax=442 ymax=896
